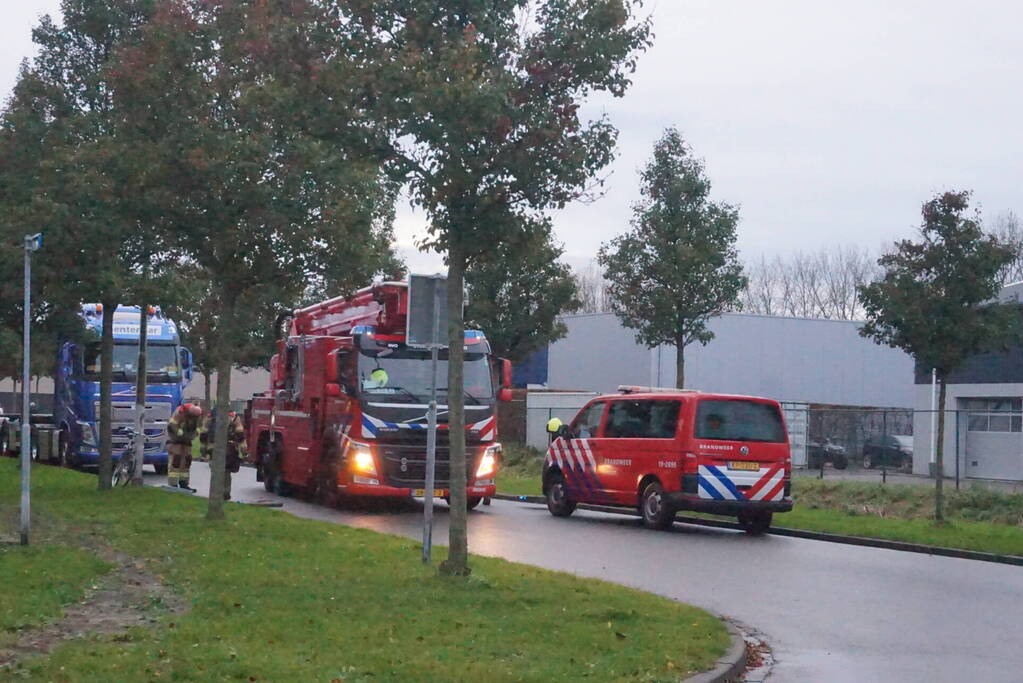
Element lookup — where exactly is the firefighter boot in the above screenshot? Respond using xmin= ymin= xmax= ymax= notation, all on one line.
xmin=179 ymin=480 xmax=197 ymax=493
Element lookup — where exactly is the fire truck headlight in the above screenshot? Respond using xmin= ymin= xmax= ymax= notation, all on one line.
xmin=476 ymin=444 xmax=501 ymax=479
xmin=351 ymin=447 xmax=377 ymax=476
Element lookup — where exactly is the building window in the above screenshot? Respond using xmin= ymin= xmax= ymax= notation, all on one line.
xmin=961 ymin=398 xmax=1023 ymax=433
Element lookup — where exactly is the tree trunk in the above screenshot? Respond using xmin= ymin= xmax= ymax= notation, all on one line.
xmin=202 ymin=367 xmax=211 ymax=412
xmin=98 ymin=300 xmax=117 ymax=490
xmin=206 ymin=304 xmax=235 ymax=520
xmin=440 ymin=243 xmax=469 ymax=577
xmin=131 ymin=303 xmax=148 ymax=485
xmin=675 ymin=337 xmax=686 ymax=390
xmin=934 ymin=375 xmax=946 ymax=522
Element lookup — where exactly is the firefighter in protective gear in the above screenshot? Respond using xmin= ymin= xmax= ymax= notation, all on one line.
xmin=198 ymin=411 xmax=214 ymax=461
xmin=167 ymin=403 xmax=202 ymax=491
xmin=223 ymin=411 xmax=247 ymax=501
xmin=206 ymin=409 xmax=247 ymax=500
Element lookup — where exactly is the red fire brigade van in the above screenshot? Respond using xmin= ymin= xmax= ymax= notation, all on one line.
xmin=543 ymin=387 xmax=793 ymax=534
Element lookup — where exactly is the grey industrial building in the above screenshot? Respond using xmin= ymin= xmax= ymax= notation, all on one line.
xmin=523 ymin=312 xmax=917 ymax=463
xmin=544 ymin=312 xmax=914 ymax=404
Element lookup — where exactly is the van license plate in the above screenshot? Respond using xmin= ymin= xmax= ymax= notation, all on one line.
xmin=728 ymin=461 xmax=760 ymax=471
xmin=413 ymin=489 xmax=445 ymax=497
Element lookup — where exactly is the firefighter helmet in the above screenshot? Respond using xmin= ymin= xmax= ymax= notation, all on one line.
xmin=368 ymin=367 xmax=389 ymax=388
xmin=546 ymin=417 xmax=563 ymax=434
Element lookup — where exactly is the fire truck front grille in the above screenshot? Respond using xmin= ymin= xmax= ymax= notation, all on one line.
xmin=378 ymin=444 xmax=476 ymax=489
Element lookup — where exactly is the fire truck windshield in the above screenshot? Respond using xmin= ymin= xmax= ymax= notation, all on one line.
xmin=358 ymin=349 xmax=493 ymax=404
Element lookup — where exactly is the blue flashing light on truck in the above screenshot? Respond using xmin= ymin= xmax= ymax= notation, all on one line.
xmin=51 ymin=304 xmax=193 ymax=472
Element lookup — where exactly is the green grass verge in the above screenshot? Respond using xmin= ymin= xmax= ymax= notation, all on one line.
xmin=498 ymin=443 xmax=543 ymax=497
xmin=0 ymin=460 xmax=727 ymax=681
xmin=0 ymin=543 xmax=112 ymax=648
xmin=495 ymin=445 xmax=1023 ymax=556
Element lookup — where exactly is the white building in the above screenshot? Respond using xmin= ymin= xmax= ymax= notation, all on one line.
xmin=911 ymin=283 xmax=1023 ymax=481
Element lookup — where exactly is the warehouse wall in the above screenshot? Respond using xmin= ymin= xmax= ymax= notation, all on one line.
xmin=547 ymin=313 xmax=915 ymax=408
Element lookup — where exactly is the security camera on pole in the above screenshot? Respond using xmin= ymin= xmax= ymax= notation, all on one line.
xmin=21 ymin=233 xmax=42 ymax=546
xmin=406 ymin=274 xmax=448 ymax=564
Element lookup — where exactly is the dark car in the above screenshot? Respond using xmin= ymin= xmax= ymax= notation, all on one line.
xmin=807 ymin=438 xmax=848 ymax=470
xmin=861 ymin=434 xmax=912 ymax=470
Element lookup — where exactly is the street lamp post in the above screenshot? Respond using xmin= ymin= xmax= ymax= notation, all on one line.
xmin=21 ymin=232 xmax=42 ymax=546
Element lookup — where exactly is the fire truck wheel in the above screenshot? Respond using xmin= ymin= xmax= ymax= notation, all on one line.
xmin=271 ymin=464 xmax=293 ymax=497
xmin=640 ymin=481 xmax=675 ymax=530
xmin=737 ymin=511 xmax=772 ymax=535
xmin=545 ymin=473 xmax=576 ymax=517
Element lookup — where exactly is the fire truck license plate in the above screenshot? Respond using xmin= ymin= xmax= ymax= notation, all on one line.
xmin=728 ymin=461 xmax=760 ymax=471
xmin=413 ymin=489 xmax=445 ymax=497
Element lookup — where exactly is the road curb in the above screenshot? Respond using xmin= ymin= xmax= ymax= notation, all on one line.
xmin=684 ymin=621 xmax=747 ymax=683
xmin=490 ymin=494 xmax=1023 ymax=567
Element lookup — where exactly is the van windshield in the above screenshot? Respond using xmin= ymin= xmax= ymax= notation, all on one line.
xmin=695 ymin=400 xmax=786 ymax=443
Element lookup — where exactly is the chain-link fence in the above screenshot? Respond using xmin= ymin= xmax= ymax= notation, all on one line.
xmin=788 ymin=407 xmax=915 ymax=482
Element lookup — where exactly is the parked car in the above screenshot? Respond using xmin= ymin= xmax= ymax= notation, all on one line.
xmin=861 ymin=434 xmax=913 ymax=470
xmin=807 ymin=438 xmax=848 ymax=469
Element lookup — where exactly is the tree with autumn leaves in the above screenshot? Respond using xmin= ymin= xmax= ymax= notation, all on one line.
xmin=1 ymin=0 xmax=649 ymax=576
xmin=858 ymin=191 xmax=1019 ymax=522
xmin=353 ymin=0 xmax=651 ymax=575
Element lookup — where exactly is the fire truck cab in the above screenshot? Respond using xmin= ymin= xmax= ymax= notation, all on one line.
xmin=246 ymin=282 xmax=511 ymax=508
xmin=543 ymin=387 xmax=792 ymax=534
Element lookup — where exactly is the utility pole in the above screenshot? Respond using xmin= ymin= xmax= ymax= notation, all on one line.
xmin=21 ymin=233 xmax=43 ymax=546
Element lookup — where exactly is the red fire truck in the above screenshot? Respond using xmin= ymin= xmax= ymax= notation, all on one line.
xmin=246 ymin=282 xmax=512 ymax=508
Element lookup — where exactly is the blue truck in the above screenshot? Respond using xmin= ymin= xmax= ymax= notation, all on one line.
xmin=50 ymin=304 xmax=194 ymax=472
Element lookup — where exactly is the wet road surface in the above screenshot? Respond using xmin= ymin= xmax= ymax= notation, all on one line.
xmin=151 ymin=464 xmax=1023 ymax=682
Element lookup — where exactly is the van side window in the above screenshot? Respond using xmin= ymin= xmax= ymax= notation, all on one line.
xmin=572 ymin=402 xmax=606 ymax=438
xmin=605 ymin=400 xmax=680 ymax=439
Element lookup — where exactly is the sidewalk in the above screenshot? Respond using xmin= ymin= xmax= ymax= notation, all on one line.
xmin=793 ymin=466 xmax=1023 ymax=494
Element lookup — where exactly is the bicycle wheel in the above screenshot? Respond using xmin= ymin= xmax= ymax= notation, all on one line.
xmin=111 ymin=456 xmax=133 ymax=487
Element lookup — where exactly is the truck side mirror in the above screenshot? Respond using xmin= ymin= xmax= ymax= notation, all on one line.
xmin=501 ymin=358 xmax=513 ymax=390
xmin=325 ymin=383 xmax=341 ymax=397
xmin=497 ymin=388 xmax=513 ymax=402
xmin=180 ymin=347 xmax=194 ymax=384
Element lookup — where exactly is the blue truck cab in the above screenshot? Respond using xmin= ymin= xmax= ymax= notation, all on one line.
xmin=53 ymin=304 xmax=193 ymax=471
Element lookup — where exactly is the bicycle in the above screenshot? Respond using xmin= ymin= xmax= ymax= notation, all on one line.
xmin=110 ymin=427 xmax=142 ymax=488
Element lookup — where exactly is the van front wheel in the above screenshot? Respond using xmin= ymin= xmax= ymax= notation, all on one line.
xmin=640 ymin=482 xmax=675 ymax=530
xmin=737 ymin=511 xmax=772 ymax=535
xmin=545 ymin=473 xmax=576 ymax=517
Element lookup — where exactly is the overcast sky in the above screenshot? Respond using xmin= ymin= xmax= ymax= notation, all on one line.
xmin=3 ymin=1 xmax=1020 ymax=274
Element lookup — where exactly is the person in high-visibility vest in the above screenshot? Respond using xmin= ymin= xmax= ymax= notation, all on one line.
xmin=166 ymin=403 xmax=202 ymax=491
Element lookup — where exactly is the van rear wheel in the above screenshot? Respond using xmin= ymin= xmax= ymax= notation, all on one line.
xmin=545 ymin=473 xmax=576 ymax=517
xmin=640 ymin=481 xmax=675 ymax=530
xmin=737 ymin=511 xmax=772 ymax=535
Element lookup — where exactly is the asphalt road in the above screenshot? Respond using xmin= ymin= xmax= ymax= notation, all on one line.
xmin=154 ymin=464 xmax=1023 ymax=683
